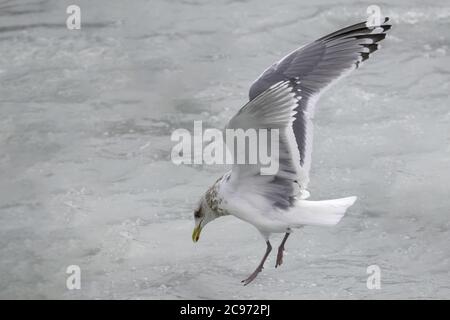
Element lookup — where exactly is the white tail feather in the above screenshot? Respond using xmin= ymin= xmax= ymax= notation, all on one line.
xmin=286 ymin=196 xmax=357 ymax=227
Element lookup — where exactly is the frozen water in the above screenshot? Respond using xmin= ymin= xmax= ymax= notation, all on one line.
xmin=0 ymin=0 xmax=449 ymax=299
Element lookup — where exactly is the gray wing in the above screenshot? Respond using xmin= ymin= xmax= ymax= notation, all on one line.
xmin=226 ymin=81 xmax=303 ymax=210
xmin=249 ymin=18 xmax=391 ymax=189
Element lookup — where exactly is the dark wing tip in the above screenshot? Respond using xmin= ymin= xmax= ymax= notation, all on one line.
xmin=353 ymin=33 xmax=387 ymax=42
xmin=318 ymin=17 xmax=391 ymax=42
xmin=343 ymin=18 xmax=391 ymax=66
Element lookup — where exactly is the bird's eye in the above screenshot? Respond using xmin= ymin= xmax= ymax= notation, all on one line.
xmin=194 ymin=209 xmax=201 ymax=218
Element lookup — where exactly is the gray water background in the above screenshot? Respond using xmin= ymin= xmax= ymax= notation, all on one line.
xmin=0 ymin=0 xmax=449 ymax=299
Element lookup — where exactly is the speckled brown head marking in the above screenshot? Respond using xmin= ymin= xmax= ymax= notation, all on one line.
xmin=204 ymin=174 xmax=229 ymax=217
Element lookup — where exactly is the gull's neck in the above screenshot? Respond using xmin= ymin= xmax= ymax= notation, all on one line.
xmin=205 ymin=173 xmax=230 ymax=217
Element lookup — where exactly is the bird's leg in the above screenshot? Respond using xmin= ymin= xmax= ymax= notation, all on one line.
xmin=241 ymin=241 xmax=272 ymax=286
xmin=275 ymin=232 xmax=290 ymax=268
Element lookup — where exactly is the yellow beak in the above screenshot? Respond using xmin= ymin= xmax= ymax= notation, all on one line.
xmin=192 ymin=225 xmax=202 ymax=243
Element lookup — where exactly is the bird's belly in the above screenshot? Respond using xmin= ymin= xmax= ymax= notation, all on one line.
xmin=254 ymin=219 xmax=291 ymax=233
xmin=230 ymin=206 xmax=291 ymax=233
xmin=222 ymin=193 xmax=292 ymax=233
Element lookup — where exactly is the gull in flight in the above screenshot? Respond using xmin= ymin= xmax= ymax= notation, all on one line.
xmin=192 ymin=18 xmax=391 ymax=285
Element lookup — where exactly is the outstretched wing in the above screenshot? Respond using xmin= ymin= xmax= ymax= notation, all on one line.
xmin=249 ymin=18 xmax=391 ymax=190
xmin=225 ymin=80 xmax=303 ymax=210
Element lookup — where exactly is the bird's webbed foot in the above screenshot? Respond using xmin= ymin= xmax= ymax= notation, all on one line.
xmin=275 ymin=232 xmax=290 ymax=268
xmin=241 ymin=241 xmax=272 ymax=286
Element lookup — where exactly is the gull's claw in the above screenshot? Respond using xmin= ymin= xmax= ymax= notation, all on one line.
xmin=241 ymin=267 xmax=263 ymax=286
xmin=241 ymin=241 xmax=272 ymax=286
xmin=275 ymin=233 xmax=290 ymax=268
xmin=275 ymin=247 xmax=284 ymax=268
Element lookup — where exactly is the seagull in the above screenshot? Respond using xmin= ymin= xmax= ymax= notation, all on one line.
xmin=192 ymin=18 xmax=391 ymax=285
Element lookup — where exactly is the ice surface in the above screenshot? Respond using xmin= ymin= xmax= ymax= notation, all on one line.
xmin=0 ymin=0 xmax=449 ymax=299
